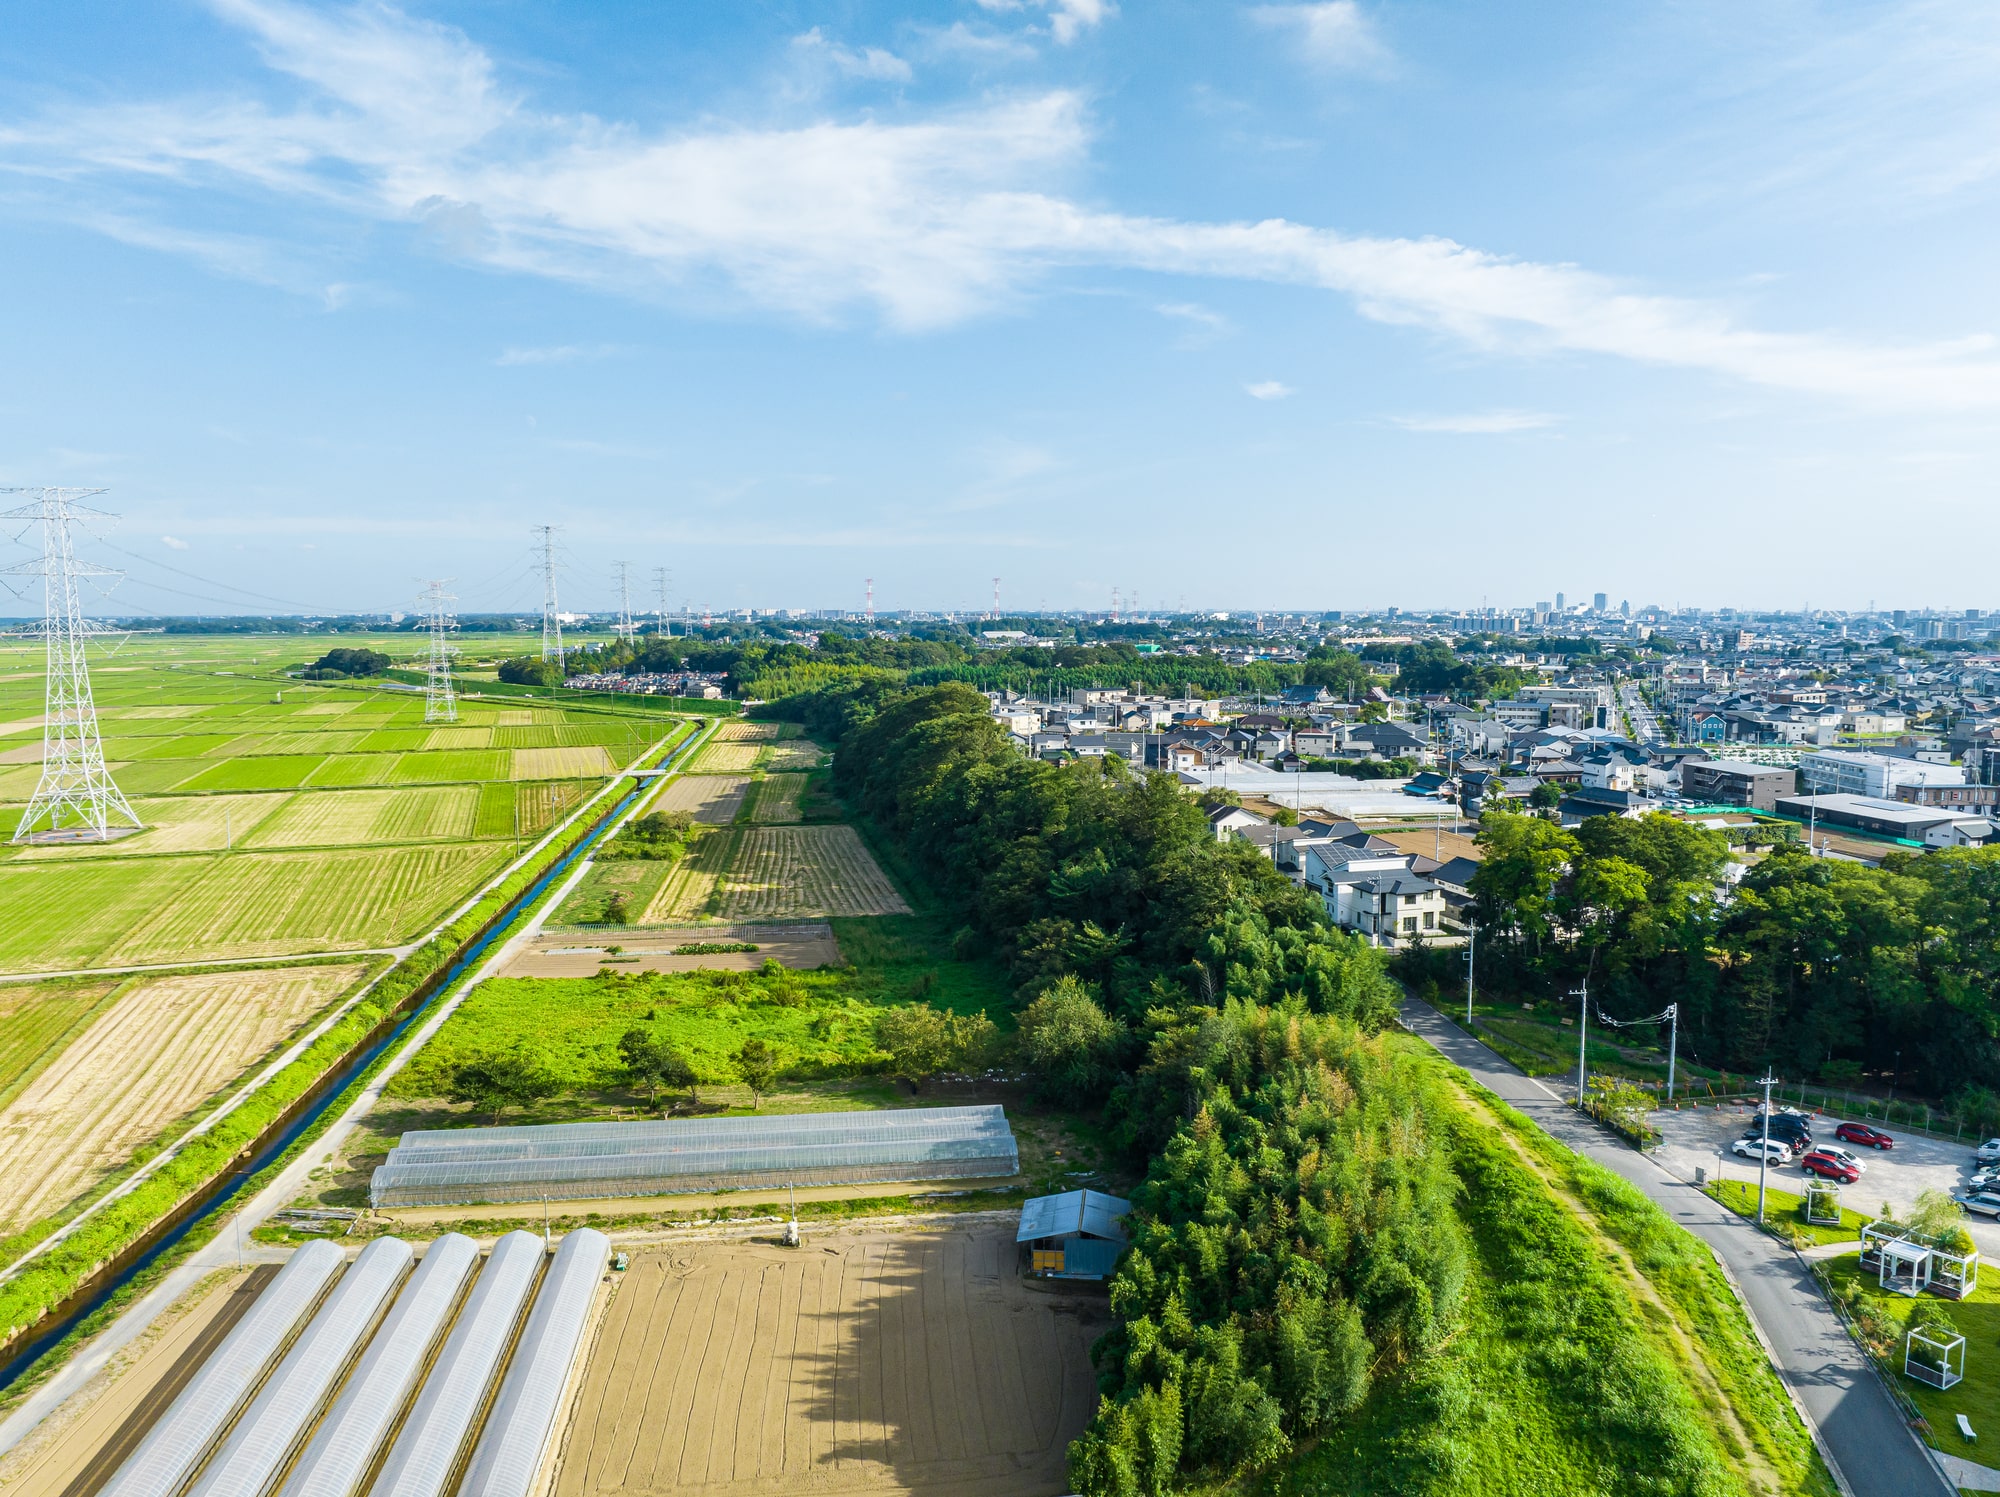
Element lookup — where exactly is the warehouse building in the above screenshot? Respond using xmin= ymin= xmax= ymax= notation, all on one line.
xmin=1775 ymin=793 xmax=1994 ymax=845
xmin=371 ymin=1105 xmax=1021 ymax=1209
xmin=1018 ymin=1189 xmax=1132 ymax=1281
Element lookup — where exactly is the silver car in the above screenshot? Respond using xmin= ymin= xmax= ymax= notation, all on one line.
xmin=1733 ymin=1137 xmax=1793 ymax=1163
xmin=1959 ymin=1190 xmax=2000 ymax=1218
xmin=1975 ymin=1138 xmax=2000 ymax=1164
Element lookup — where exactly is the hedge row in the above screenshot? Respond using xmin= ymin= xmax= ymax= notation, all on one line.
xmin=0 ymin=743 xmax=670 ymax=1354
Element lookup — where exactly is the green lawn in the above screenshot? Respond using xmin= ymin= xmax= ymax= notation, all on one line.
xmin=1705 ymin=1178 xmax=1874 ymax=1246
xmin=1818 ymin=1257 xmax=2000 ymax=1454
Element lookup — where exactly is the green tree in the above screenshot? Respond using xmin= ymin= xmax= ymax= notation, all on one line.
xmin=498 ymin=656 xmax=563 ymax=687
xmin=875 ymin=1003 xmax=954 ymax=1090
xmin=734 ymin=1038 xmax=780 ymax=1107
xmin=1017 ymin=977 xmax=1125 ymax=1100
xmin=448 ymin=1048 xmax=560 ymax=1124
xmin=618 ymin=1029 xmax=695 ymax=1112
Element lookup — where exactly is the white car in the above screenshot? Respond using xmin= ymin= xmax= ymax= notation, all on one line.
xmin=1976 ymin=1139 xmax=2000 ymax=1164
xmin=1733 ymin=1137 xmax=1793 ymax=1163
xmin=1815 ymin=1146 xmax=1867 ymax=1175
xmin=1973 ymin=1166 xmax=2000 ymax=1191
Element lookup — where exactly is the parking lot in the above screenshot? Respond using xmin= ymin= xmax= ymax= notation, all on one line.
xmin=1652 ymin=1100 xmax=2000 ymax=1257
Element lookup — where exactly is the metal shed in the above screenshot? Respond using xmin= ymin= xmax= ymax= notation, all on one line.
xmin=1017 ymin=1189 xmax=1132 ymax=1280
xmin=371 ymin=1105 xmax=1020 ymax=1208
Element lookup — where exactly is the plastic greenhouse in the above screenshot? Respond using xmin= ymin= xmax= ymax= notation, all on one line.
xmin=371 ymin=1105 xmax=1020 ymax=1208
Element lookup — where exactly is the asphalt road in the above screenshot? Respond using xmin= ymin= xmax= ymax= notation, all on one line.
xmin=1399 ymin=997 xmax=1951 ymax=1497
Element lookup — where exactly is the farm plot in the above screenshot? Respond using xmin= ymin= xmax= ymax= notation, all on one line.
xmin=513 ymin=745 xmax=617 ymax=779
xmin=642 ymin=829 xmax=737 ymax=922
xmin=171 ymin=754 xmax=327 ymax=794
xmin=688 ymin=741 xmax=762 ymax=774
xmin=746 ymin=774 xmax=807 ymax=824
xmin=706 ymin=827 xmax=908 ymax=919
xmin=421 ymin=725 xmax=494 ymax=750
xmin=245 ymin=785 xmax=480 ymax=848
xmin=762 ymin=739 xmax=825 ymax=771
xmin=302 ymin=753 xmax=400 ymax=788
xmin=390 ymin=748 xmax=511 ymax=784
xmin=651 ymin=774 xmax=751 ymax=824
xmin=516 ymin=780 xmax=596 ymax=837
xmin=713 ymin=720 xmax=779 ymax=742
xmin=5 ymin=794 xmax=291 ymax=859
xmin=554 ymin=1228 xmax=1097 ymax=1497
xmin=0 ymin=963 xmax=366 ymax=1231
xmin=0 ymin=978 xmax=121 ymax=1109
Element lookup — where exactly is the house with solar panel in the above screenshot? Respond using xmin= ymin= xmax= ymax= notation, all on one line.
xmin=1017 ymin=1189 xmax=1132 ymax=1281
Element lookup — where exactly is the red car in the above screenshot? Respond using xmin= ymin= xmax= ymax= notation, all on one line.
xmin=1801 ymin=1150 xmax=1861 ymax=1183
xmin=1834 ymin=1122 xmax=1895 ymax=1150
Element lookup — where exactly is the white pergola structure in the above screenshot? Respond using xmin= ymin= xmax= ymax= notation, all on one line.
xmin=1905 ymin=1325 xmax=1965 ymax=1391
xmin=1879 ymin=1237 xmax=1933 ymax=1298
xmin=1804 ymin=1178 xmax=1842 ymax=1227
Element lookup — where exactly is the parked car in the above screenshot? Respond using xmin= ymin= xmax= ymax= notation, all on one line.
xmin=1733 ymin=1137 xmax=1794 ymax=1163
xmin=1971 ymin=1167 xmax=2000 ymax=1192
xmin=1958 ymin=1191 xmax=2000 ymax=1218
xmin=1800 ymin=1151 xmax=1861 ymax=1183
xmin=1976 ymin=1139 xmax=2000 ymax=1164
xmin=1816 ymin=1146 xmax=1867 ymax=1174
xmin=1744 ymin=1122 xmax=1812 ymax=1149
xmin=1834 ymin=1122 xmax=1895 ymax=1150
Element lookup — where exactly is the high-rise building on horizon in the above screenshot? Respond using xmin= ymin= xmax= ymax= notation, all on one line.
xmin=1593 ymin=592 xmax=1608 ymax=612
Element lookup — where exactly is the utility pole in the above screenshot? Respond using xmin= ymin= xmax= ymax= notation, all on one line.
xmin=1664 ymin=1002 xmax=1678 ymax=1102
xmin=1464 ymin=921 xmax=1478 ymax=1027
xmin=419 ymin=578 xmax=458 ymax=724
xmin=533 ymin=525 xmax=564 ymax=662
xmin=1574 ymin=977 xmax=1590 ymax=1107
xmin=1756 ymin=1069 xmax=1778 ymax=1223
xmin=1 ymin=488 xmax=141 ymax=842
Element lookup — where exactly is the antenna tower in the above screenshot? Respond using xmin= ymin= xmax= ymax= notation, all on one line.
xmin=533 ymin=525 xmax=564 ymax=661
xmin=1111 ymin=586 xmax=1121 ymax=624
xmin=991 ymin=578 xmax=1000 ymax=622
xmin=865 ymin=578 xmax=874 ymax=626
xmin=652 ymin=566 xmax=671 ymax=637
xmin=1 ymin=488 xmax=141 ymax=843
xmin=613 ymin=561 xmax=637 ymax=645
xmin=419 ymin=578 xmax=458 ymax=724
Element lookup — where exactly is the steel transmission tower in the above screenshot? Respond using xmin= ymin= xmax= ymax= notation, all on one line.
xmin=612 ymin=562 xmax=637 ymax=645
xmin=533 ymin=525 xmax=563 ymax=661
xmin=1 ymin=488 xmax=141 ymax=843
xmin=419 ymin=578 xmax=458 ymax=724
xmin=652 ymin=567 xmax=671 ymax=637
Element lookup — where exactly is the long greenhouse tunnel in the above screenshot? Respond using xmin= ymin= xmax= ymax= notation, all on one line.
xmin=90 ymin=1226 xmax=610 ymax=1497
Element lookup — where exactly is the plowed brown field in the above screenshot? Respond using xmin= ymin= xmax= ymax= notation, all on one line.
xmin=0 ymin=964 xmax=365 ymax=1230
xmin=555 ymin=1228 xmax=1100 ymax=1497
xmin=651 ymin=775 xmax=751 ymax=824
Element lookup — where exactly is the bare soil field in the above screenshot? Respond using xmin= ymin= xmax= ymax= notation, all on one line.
xmin=643 ymin=829 xmax=908 ymax=922
xmin=0 ymin=1266 xmax=270 ymax=1497
xmin=651 ymin=774 xmax=751 ymax=824
xmin=504 ymin=922 xmax=843 ymax=978
xmin=1378 ymin=827 xmax=1482 ymax=864
xmin=713 ymin=721 xmax=780 ymax=742
xmin=745 ymin=774 xmax=809 ymax=825
xmin=554 ymin=1226 xmax=1100 ymax=1497
xmin=763 ymin=740 xmax=826 ymax=771
xmin=0 ymin=964 xmax=366 ymax=1231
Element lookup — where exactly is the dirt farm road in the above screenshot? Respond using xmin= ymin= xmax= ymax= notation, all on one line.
xmin=1398 ymin=998 xmax=1953 ymax=1497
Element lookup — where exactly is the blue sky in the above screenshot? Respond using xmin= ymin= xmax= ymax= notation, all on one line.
xmin=2 ymin=0 xmax=1997 ymax=616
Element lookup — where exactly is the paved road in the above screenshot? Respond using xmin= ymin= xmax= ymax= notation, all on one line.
xmin=1399 ymin=997 xmax=1950 ymax=1497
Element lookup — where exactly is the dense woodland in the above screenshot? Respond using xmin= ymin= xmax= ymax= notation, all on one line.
xmin=1457 ymin=806 xmax=2000 ymax=1119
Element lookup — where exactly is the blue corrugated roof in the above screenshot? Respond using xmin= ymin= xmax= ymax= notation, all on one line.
xmin=1016 ymin=1189 xmax=1132 ymax=1243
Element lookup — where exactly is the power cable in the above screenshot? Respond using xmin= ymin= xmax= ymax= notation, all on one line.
xmin=97 ymin=539 xmax=333 ymax=613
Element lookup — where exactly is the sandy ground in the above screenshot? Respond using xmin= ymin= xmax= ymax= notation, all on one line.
xmin=554 ymin=1225 xmax=1102 ymax=1497
xmin=501 ymin=923 xmax=845 ymax=978
xmin=0 ymin=964 xmax=365 ymax=1231
xmin=651 ymin=776 xmax=751 ymax=824
xmin=0 ymin=1267 xmax=267 ymax=1497
xmin=1652 ymin=1100 xmax=2000 ymax=1256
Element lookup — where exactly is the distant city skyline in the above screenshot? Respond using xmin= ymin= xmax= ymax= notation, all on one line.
xmin=4 ymin=2 xmax=1999 ymax=611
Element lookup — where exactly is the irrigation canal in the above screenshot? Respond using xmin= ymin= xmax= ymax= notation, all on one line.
xmin=0 ymin=725 xmax=703 ymax=1394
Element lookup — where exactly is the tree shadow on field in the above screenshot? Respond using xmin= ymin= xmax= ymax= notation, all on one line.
xmin=794 ymin=1227 xmax=1105 ymax=1497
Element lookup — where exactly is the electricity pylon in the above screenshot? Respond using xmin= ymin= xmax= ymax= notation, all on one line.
xmin=419 ymin=578 xmax=457 ymax=724
xmin=652 ymin=566 xmax=671 ymax=637
xmin=533 ymin=525 xmax=563 ymax=661
xmin=1 ymin=488 xmax=141 ymax=843
xmin=613 ymin=561 xmax=637 ymax=645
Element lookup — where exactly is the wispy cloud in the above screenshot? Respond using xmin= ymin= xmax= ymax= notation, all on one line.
xmin=1246 ymin=380 xmax=1294 ymax=400
xmin=7 ymin=0 xmax=2000 ymax=411
xmin=160 ymin=535 xmax=190 ymax=549
xmin=1391 ymin=411 xmax=1559 ymax=434
xmin=495 ymin=343 xmax=627 ymax=366
xmin=1156 ymin=301 xmax=1230 ymax=336
xmin=973 ymin=0 xmax=1116 ymax=46
xmin=790 ymin=27 xmax=913 ymax=83
xmin=1247 ymin=2 xmax=1390 ymax=72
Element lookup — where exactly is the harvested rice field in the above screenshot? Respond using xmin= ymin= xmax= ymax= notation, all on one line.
xmin=514 ymin=745 xmax=618 ymax=779
xmin=0 ymin=963 xmax=366 ymax=1230
xmin=763 ymin=738 xmax=826 ymax=771
xmin=713 ymin=720 xmax=779 ymax=742
xmin=643 ymin=827 xmax=908 ymax=921
xmin=688 ymin=740 xmax=763 ymax=774
xmin=746 ymin=773 xmax=807 ymax=824
xmin=554 ymin=1227 xmax=1099 ymax=1497
xmin=650 ymin=773 xmax=751 ymax=824
xmin=242 ymin=785 xmax=481 ymax=848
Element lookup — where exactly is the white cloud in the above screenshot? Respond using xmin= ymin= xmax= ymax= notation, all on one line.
xmin=1391 ymin=411 xmax=1559 ymax=434
xmin=1247 ymin=2 xmax=1389 ymax=72
xmin=1246 ymin=380 xmax=1294 ymax=400
xmin=1156 ymin=301 xmax=1229 ymax=332
xmin=8 ymin=0 xmax=2000 ymax=411
xmin=495 ymin=343 xmax=625 ymax=366
xmin=917 ymin=21 xmax=1040 ymax=61
xmin=972 ymin=0 xmax=1115 ymax=45
xmin=161 ymin=535 xmax=190 ymax=549
xmin=791 ymin=27 xmax=913 ymax=83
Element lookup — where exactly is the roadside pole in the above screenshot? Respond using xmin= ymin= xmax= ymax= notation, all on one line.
xmin=1665 ymin=1002 xmax=1678 ymax=1102
xmin=1464 ymin=921 xmax=1478 ymax=1028
xmin=1757 ymin=1070 xmax=1778 ymax=1223
xmin=1574 ymin=976 xmax=1589 ymax=1107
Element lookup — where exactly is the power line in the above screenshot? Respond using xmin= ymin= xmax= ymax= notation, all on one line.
xmin=96 ymin=540 xmax=332 ymax=613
